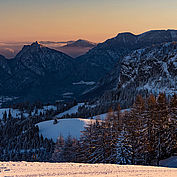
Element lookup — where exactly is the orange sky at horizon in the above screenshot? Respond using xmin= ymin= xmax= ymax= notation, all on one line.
xmin=0 ymin=0 xmax=177 ymax=43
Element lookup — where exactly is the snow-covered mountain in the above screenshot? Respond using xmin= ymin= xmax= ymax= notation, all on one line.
xmin=93 ymin=42 xmax=177 ymax=107
xmin=75 ymin=29 xmax=177 ymax=82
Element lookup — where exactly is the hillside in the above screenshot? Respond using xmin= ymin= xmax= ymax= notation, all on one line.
xmin=87 ymin=42 xmax=177 ymax=107
xmin=1 ymin=162 xmax=177 ymax=177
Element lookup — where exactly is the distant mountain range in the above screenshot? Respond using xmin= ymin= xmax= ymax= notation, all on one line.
xmin=0 ymin=39 xmax=97 ymax=59
xmin=0 ymin=29 xmax=177 ymax=104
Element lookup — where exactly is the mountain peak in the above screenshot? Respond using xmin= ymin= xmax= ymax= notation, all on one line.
xmin=31 ymin=41 xmax=40 ymax=46
xmin=30 ymin=41 xmax=44 ymax=48
xmin=20 ymin=41 xmax=45 ymax=53
xmin=116 ymin=32 xmax=135 ymax=37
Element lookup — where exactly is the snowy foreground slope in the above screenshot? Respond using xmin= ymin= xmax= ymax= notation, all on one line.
xmin=0 ymin=162 xmax=177 ymax=177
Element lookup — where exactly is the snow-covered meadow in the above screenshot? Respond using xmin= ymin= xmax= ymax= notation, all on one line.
xmin=37 ymin=118 xmax=96 ymax=142
xmin=0 ymin=162 xmax=177 ymax=177
xmin=37 ymin=103 xmax=111 ymax=141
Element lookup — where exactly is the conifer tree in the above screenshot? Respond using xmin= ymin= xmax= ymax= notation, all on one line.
xmin=8 ymin=109 xmax=12 ymax=120
xmin=52 ymin=135 xmax=64 ymax=161
xmin=170 ymin=94 xmax=177 ymax=123
xmin=79 ymin=121 xmax=96 ymax=162
xmin=60 ymin=135 xmax=76 ymax=162
xmin=169 ymin=94 xmax=177 ymax=154
xmin=3 ymin=111 xmax=7 ymax=122
xmin=155 ymin=93 xmax=172 ymax=164
xmin=145 ymin=94 xmax=158 ymax=164
xmin=123 ymin=95 xmax=146 ymax=164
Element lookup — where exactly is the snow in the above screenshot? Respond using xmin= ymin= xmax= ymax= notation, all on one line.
xmin=37 ymin=108 xmax=130 ymax=142
xmin=170 ymin=30 xmax=177 ymax=39
xmin=56 ymin=103 xmax=84 ymax=118
xmin=170 ymin=55 xmax=177 ymax=67
xmin=0 ymin=108 xmax=23 ymax=119
xmin=160 ymin=156 xmax=177 ymax=168
xmin=62 ymin=92 xmax=73 ymax=96
xmin=91 ymin=113 xmax=108 ymax=120
xmin=0 ymin=104 xmax=57 ymax=120
xmin=162 ymin=61 xmax=170 ymax=77
xmin=91 ymin=109 xmax=130 ymax=120
xmin=43 ymin=105 xmax=57 ymax=111
xmin=0 ymin=96 xmax=19 ymax=108
xmin=72 ymin=80 xmax=95 ymax=86
xmin=37 ymin=118 xmax=95 ymax=142
xmin=138 ymin=80 xmax=177 ymax=96
xmin=0 ymin=162 xmax=177 ymax=177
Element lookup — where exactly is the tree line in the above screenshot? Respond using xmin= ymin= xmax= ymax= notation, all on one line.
xmin=53 ymin=93 xmax=177 ymax=165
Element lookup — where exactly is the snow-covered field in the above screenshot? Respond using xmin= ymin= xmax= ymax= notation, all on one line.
xmin=0 ymin=162 xmax=177 ymax=177
xmin=37 ymin=118 xmax=96 ymax=142
xmin=37 ymin=107 xmax=131 ymax=141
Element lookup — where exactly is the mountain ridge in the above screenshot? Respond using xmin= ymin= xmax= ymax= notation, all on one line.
xmin=0 ymin=29 xmax=177 ymax=103
xmin=81 ymin=29 xmax=177 ymax=98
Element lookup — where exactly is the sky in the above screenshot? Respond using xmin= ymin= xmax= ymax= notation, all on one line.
xmin=0 ymin=0 xmax=177 ymax=42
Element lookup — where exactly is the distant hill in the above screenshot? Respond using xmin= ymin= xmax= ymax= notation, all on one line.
xmin=56 ymin=39 xmax=97 ymax=58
